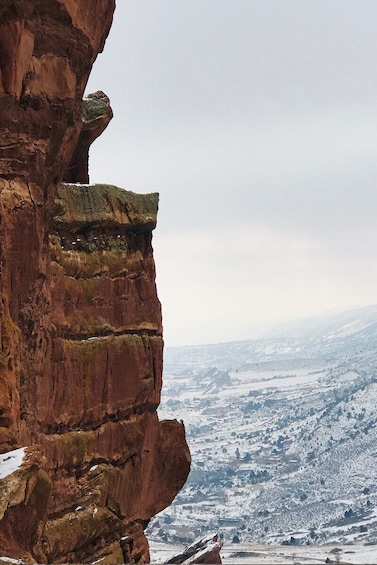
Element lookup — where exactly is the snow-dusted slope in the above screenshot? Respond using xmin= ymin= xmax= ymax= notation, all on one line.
xmin=148 ymin=305 xmax=377 ymax=547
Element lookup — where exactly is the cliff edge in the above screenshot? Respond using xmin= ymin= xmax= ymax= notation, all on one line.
xmin=0 ymin=2 xmax=190 ymax=563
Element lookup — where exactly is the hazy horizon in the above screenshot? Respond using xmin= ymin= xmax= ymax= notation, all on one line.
xmin=162 ymin=302 xmax=377 ymax=348
xmin=87 ymin=1 xmax=377 ymax=346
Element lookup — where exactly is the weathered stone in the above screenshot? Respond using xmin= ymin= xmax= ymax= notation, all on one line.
xmin=64 ymin=91 xmax=113 ymax=183
xmin=0 ymin=20 xmax=34 ymax=98
xmin=0 ymin=1 xmax=190 ymax=563
xmin=0 ymin=0 xmax=115 ymax=187
xmin=53 ymin=183 xmax=158 ymax=233
xmin=0 ymin=447 xmax=52 ymax=563
xmin=166 ymin=534 xmax=223 ymax=564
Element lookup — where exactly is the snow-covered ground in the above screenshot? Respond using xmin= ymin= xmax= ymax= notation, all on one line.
xmin=149 ymin=541 xmax=377 ymax=564
xmin=147 ymin=306 xmax=377 ymax=550
xmin=221 ymin=543 xmax=377 ymax=564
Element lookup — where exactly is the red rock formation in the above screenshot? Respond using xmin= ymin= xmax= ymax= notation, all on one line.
xmin=63 ymin=91 xmax=113 ymax=184
xmin=166 ymin=534 xmax=223 ymax=564
xmin=0 ymin=2 xmax=190 ymax=563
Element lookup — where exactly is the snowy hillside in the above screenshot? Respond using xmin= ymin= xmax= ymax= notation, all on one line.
xmin=147 ymin=305 xmax=377 ymax=547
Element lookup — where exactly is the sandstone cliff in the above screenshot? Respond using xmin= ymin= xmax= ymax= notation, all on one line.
xmin=0 ymin=2 xmax=190 ymax=563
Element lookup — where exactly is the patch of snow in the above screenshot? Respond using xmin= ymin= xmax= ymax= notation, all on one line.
xmin=220 ymin=543 xmax=377 ymax=564
xmin=0 ymin=448 xmax=25 ymax=480
xmin=148 ymin=540 xmax=185 ymax=564
xmin=91 ymin=557 xmax=106 ymax=564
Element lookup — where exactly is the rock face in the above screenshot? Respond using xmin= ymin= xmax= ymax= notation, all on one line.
xmin=0 ymin=2 xmax=190 ymax=563
xmin=166 ymin=534 xmax=223 ymax=564
xmin=64 ymin=91 xmax=113 ymax=184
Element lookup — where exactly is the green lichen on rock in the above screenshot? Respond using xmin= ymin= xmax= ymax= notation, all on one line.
xmin=54 ymin=184 xmax=159 ymax=233
xmin=83 ymin=91 xmax=112 ymax=124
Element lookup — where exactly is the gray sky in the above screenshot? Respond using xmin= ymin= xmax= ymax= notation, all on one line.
xmin=87 ymin=0 xmax=377 ymax=346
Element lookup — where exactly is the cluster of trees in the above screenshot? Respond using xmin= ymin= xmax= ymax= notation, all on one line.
xmin=249 ymin=469 xmax=270 ymax=484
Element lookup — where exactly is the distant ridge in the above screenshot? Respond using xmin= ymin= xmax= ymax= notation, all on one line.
xmin=259 ymin=303 xmax=377 ymax=340
xmin=166 ymin=304 xmax=377 ymax=349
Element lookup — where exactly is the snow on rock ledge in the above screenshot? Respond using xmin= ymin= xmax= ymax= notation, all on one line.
xmin=166 ymin=534 xmax=223 ymax=564
xmin=0 ymin=448 xmax=25 ymax=480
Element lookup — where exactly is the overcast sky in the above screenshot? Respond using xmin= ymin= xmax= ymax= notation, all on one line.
xmin=87 ymin=0 xmax=377 ymax=346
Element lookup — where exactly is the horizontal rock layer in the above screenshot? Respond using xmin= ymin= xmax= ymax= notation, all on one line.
xmin=0 ymin=2 xmax=190 ymax=563
xmin=0 ymin=179 xmax=190 ymax=564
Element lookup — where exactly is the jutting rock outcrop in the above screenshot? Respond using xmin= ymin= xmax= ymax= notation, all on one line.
xmin=166 ymin=534 xmax=223 ymax=564
xmin=63 ymin=90 xmax=113 ymax=183
xmin=0 ymin=2 xmax=190 ymax=563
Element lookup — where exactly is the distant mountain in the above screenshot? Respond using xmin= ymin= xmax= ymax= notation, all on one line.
xmin=260 ymin=304 xmax=377 ymax=339
xmin=147 ymin=305 xmax=377 ymax=547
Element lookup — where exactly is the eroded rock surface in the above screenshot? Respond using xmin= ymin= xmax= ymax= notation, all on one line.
xmin=166 ymin=534 xmax=223 ymax=565
xmin=64 ymin=91 xmax=113 ymax=184
xmin=0 ymin=2 xmax=190 ymax=563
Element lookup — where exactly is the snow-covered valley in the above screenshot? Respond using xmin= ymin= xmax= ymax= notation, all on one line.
xmin=147 ymin=305 xmax=377 ymax=550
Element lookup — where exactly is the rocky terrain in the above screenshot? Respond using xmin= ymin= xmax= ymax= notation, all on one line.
xmin=0 ymin=2 xmax=189 ymax=563
xmin=150 ymin=539 xmax=377 ymax=565
xmin=148 ymin=305 xmax=377 ymax=550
